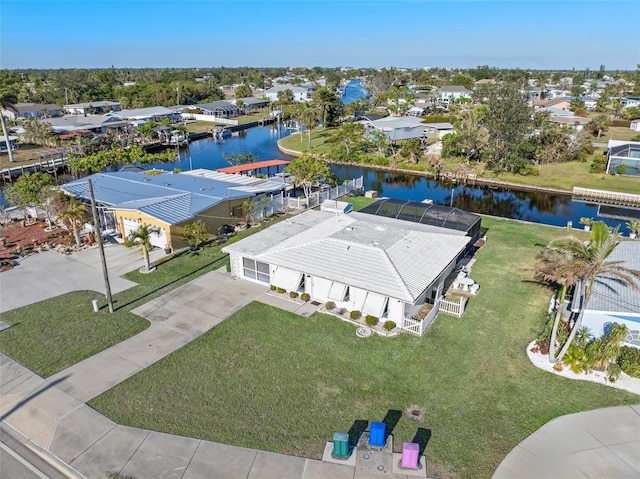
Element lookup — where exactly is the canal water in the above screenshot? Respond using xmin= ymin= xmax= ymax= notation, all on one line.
xmin=341 ymin=79 xmax=369 ymax=105
xmin=3 ymin=80 xmax=638 ymax=232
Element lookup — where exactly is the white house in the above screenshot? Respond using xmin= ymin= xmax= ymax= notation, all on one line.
xmin=439 ymin=86 xmax=472 ymax=104
xmin=42 ymin=114 xmax=128 ymax=134
xmin=64 ymin=101 xmax=121 ymax=115
xmin=630 ymin=120 xmax=640 ymax=132
xmin=1 ymin=102 xmax=63 ymax=120
xmin=579 ymin=241 xmax=640 ymax=348
xmin=264 ymin=84 xmax=313 ymax=103
xmin=222 ymin=209 xmax=471 ymax=327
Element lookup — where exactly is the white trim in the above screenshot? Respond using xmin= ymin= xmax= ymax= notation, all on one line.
xmin=271 ymin=266 xmax=303 ymax=291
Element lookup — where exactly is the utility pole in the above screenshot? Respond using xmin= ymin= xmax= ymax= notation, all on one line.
xmin=88 ymin=179 xmax=114 ymax=313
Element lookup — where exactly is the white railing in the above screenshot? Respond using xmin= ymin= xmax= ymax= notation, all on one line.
xmin=438 ymin=296 xmax=466 ymax=318
xmin=283 ymin=177 xmax=364 ymax=210
xmin=402 ymin=301 xmax=440 ymax=336
xmin=180 ymin=113 xmax=239 ymax=125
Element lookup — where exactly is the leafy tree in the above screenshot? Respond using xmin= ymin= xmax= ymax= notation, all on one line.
xmin=569 ymin=97 xmax=586 ymax=113
xmin=234 ymin=83 xmax=253 ymax=99
xmin=312 ymin=87 xmax=341 ymax=128
xmin=68 ymin=146 xmax=175 ymax=174
xmin=449 ymin=74 xmax=474 ymax=90
xmin=547 ymin=221 xmax=640 ymax=363
xmin=331 ymin=123 xmax=366 ymax=157
xmin=6 ymin=172 xmax=56 ymax=225
xmin=589 ymin=114 xmax=611 ymax=139
xmin=285 ymin=153 xmax=338 ymax=200
xmin=276 ymin=89 xmax=294 ymax=105
xmin=59 ymin=197 xmax=87 ymax=248
xmin=182 ymin=220 xmax=208 ymax=249
xmin=484 ymin=83 xmax=533 ymax=171
xmin=399 ymin=138 xmax=423 ymax=164
xmin=127 ymin=224 xmax=160 ymax=272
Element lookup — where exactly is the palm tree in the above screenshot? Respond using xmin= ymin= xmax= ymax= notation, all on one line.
xmin=127 ymin=224 xmax=160 ymax=273
xmin=535 ymin=247 xmax=582 ymax=362
xmin=549 ymin=221 xmax=640 ymax=363
xmin=59 ymin=198 xmax=87 ymax=249
xmin=298 ymin=103 xmax=319 ymax=149
xmin=0 ymin=99 xmax=17 ymax=163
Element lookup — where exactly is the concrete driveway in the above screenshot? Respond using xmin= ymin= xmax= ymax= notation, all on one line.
xmin=0 ymin=243 xmax=164 ymax=314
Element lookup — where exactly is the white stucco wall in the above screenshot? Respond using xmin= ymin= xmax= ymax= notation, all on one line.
xmin=582 ymin=310 xmax=640 ymax=345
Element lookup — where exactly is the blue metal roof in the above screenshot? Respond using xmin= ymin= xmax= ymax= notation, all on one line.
xmin=61 ymin=170 xmax=286 ymax=224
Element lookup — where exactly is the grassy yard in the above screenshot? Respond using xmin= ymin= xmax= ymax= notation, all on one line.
xmin=344 ymin=195 xmax=377 ymax=211
xmin=0 ymin=221 xmax=283 ymax=377
xmin=88 ymin=217 xmax=638 ymax=479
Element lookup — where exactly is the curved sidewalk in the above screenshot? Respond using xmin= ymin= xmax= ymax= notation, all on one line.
xmin=493 ymin=405 xmax=640 ymax=479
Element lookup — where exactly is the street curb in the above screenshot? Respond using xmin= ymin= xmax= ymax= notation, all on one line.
xmin=0 ymin=422 xmax=86 ymax=479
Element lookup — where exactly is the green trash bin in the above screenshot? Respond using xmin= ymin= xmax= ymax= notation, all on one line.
xmin=333 ymin=432 xmax=350 ymax=459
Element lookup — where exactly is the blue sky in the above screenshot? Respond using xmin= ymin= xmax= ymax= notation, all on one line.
xmin=2 ymin=0 xmax=638 ymax=70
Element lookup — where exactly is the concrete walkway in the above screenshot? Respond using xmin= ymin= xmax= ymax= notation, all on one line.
xmin=2 ymin=249 xmax=640 ymax=478
xmin=493 ymin=405 xmax=640 ymax=478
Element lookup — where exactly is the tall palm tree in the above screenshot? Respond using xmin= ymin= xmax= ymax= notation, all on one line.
xmin=60 ymin=198 xmax=87 ymax=249
xmin=548 ymin=221 xmax=640 ymax=363
xmin=298 ymin=102 xmax=319 ymax=149
xmin=0 ymin=99 xmax=17 ymax=163
xmin=127 ymin=224 xmax=160 ymax=273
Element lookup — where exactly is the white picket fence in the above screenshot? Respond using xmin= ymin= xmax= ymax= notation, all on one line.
xmin=402 ymin=302 xmax=440 ymax=336
xmin=438 ymin=296 xmax=466 ymax=318
xmin=283 ymin=177 xmax=364 ymax=210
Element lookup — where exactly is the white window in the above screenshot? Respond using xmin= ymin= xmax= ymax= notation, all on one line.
xmin=243 ymin=258 xmax=270 ymax=283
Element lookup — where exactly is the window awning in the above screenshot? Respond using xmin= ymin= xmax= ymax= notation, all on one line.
xmin=362 ymin=292 xmax=388 ymax=318
xmin=271 ymin=267 xmax=303 ymax=292
xmin=328 ymin=282 xmax=348 ymax=301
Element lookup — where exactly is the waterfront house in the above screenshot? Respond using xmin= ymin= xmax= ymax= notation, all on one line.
xmin=1 ymin=102 xmax=63 ymax=120
xmin=111 ymin=106 xmax=182 ymax=124
xmin=232 ymin=97 xmax=270 ymax=111
xmin=223 ymin=209 xmax=472 ymax=327
xmin=422 ymin=122 xmax=455 ymax=139
xmin=64 ymin=101 xmax=121 ymax=115
xmin=60 ymin=169 xmax=288 ymax=251
xmin=42 ymin=114 xmax=128 ymax=134
xmin=186 ymin=101 xmax=242 ymax=118
xmin=363 ymin=116 xmax=454 ymax=141
xmin=606 ymin=140 xmax=640 ymax=176
xmin=578 ymin=241 xmax=640 ymax=349
xmin=264 ymin=84 xmax=313 ymax=103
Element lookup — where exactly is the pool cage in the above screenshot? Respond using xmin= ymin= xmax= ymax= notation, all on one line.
xmin=359 ymin=198 xmax=482 ymax=246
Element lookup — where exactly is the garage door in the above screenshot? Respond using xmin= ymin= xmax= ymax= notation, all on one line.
xmin=122 ymin=218 xmax=166 ymax=249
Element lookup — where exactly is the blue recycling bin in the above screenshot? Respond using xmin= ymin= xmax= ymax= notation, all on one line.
xmin=368 ymin=421 xmax=386 ymax=447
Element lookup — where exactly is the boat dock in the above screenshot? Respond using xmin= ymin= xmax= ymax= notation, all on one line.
xmin=1 ymin=157 xmax=68 ymax=184
xmin=572 ymin=187 xmax=640 ymax=207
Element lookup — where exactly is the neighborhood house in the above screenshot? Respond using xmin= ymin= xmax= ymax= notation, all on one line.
xmin=223 ymin=209 xmax=474 ymax=328
xmin=577 ymin=241 xmax=640 ymax=348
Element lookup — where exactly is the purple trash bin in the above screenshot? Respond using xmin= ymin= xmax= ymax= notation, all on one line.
xmin=401 ymin=442 xmax=419 ymax=469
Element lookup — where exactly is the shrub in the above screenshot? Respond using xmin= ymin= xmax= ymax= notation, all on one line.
xmin=383 ymin=320 xmax=395 ymax=331
xmin=277 ymin=287 xmax=286 ymax=294
xmin=289 ymin=291 xmax=299 ymax=298
xmin=350 ymin=310 xmax=362 ymax=320
xmin=619 ymin=347 xmax=640 ymax=378
xmin=270 ymin=284 xmax=276 ymax=291
xmin=225 ymin=260 xmax=231 ymax=273
xmin=300 ymin=293 xmax=310 ymax=302
xmin=607 ymin=363 xmax=622 ymax=383
xmin=617 ymin=164 xmax=627 ymax=175
xmin=325 ymin=301 xmax=335 ymax=310
xmin=365 ymin=314 xmax=378 ymax=326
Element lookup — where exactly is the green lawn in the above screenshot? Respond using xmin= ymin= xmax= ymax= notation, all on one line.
xmin=88 ymin=217 xmax=638 ymax=479
xmin=0 ymin=221 xmax=285 ymax=377
xmin=344 ymin=196 xmax=377 ymax=211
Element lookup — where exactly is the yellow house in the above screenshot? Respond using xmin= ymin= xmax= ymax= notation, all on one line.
xmin=61 ymin=169 xmax=287 ymax=251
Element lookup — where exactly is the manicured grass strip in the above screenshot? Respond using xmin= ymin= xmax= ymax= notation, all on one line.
xmin=0 ymin=291 xmax=148 ymax=377
xmin=0 ymin=220 xmax=284 ymax=377
xmin=89 ymin=216 xmax=638 ymax=479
